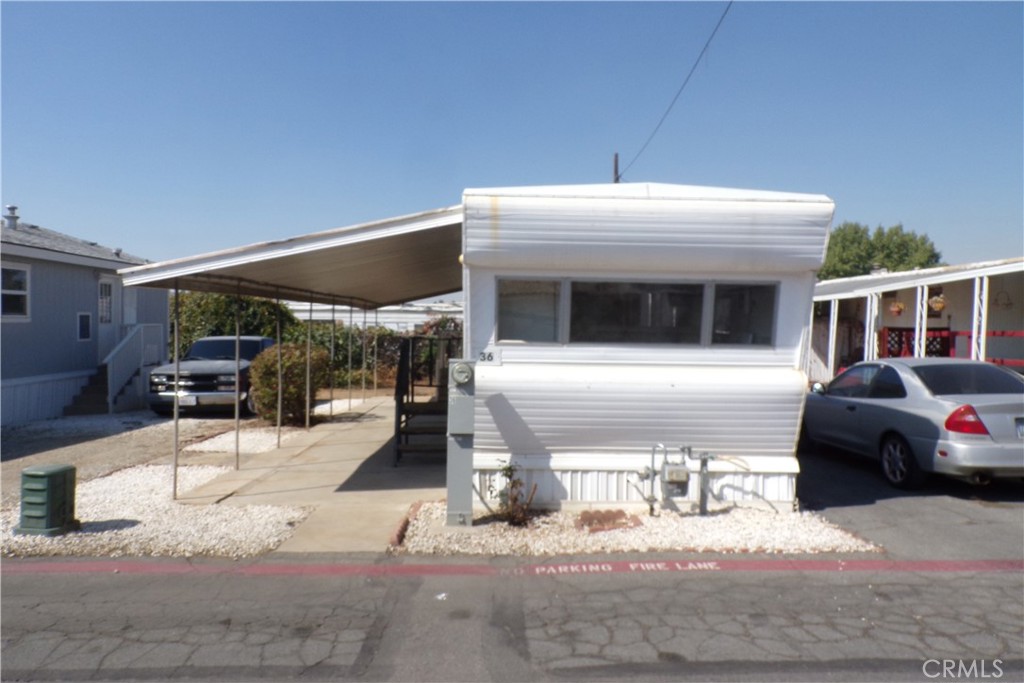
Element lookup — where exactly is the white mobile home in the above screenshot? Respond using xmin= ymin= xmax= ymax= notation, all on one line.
xmin=456 ymin=184 xmax=834 ymax=512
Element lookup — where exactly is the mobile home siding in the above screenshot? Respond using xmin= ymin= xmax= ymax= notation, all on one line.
xmin=463 ymin=187 xmax=834 ymax=274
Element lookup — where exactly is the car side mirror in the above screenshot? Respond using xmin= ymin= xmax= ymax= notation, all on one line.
xmin=811 ymin=382 xmax=826 ymax=395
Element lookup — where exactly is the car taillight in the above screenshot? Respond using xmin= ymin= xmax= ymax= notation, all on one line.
xmin=944 ymin=405 xmax=990 ymax=435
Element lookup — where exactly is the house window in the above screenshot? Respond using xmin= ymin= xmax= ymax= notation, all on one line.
xmin=570 ymin=281 xmax=704 ymax=344
xmin=78 ymin=313 xmax=92 ymax=341
xmin=497 ymin=280 xmax=561 ymax=342
xmin=99 ymin=282 xmax=113 ymax=324
xmin=711 ymin=284 xmax=777 ymax=345
xmin=1 ymin=263 xmax=30 ymax=319
xmin=496 ymin=277 xmax=780 ymax=348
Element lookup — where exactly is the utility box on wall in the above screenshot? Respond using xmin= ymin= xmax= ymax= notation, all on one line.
xmin=16 ymin=464 xmax=81 ymax=536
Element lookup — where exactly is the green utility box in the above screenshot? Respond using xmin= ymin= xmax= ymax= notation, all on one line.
xmin=16 ymin=464 xmax=81 ymax=536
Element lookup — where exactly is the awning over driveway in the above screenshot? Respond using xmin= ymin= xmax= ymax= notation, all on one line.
xmin=120 ymin=206 xmax=463 ymax=307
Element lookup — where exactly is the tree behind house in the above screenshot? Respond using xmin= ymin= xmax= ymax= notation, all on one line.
xmin=819 ymin=222 xmax=942 ymax=280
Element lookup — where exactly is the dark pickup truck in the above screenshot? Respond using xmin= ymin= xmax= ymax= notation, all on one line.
xmin=147 ymin=336 xmax=275 ymax=416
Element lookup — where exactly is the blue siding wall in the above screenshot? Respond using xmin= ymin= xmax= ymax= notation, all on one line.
xmin=1 ymin=258 xmax=101 ymax=379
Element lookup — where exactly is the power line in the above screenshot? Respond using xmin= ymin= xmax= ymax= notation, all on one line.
xmin=617 ymin=1 xmax=734 ymax=182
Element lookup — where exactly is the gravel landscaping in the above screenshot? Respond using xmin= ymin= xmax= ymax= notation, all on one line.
xmin=395 ymin=502 xmax=880 ymax=556
xmin=1 ymin=465 xmax=309 ymax=559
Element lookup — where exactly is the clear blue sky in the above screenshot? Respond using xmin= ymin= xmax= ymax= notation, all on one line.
xmin=3 ymin=1 xmax=1022 ymax=267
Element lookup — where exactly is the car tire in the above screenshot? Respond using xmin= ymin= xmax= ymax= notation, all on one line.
xmin=243 ymin=392 xmax=257 ymax=417
xmin=879 ymin=434 xmax=926 ymax=489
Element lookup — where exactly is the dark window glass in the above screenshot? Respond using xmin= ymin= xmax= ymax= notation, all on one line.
xmin=2 ymin=293 xmax=27 ymax=316
xmin=827 ymin=365 xmax=879 ymax=398
xmin=570 ymin=282 xmax=703 ymax=344
xmin=712 ymin=284 xmax=776 ymax=345
xmin=913 ymin=364 xmax=1024 ymax=396
xmin=2 ymin=267 xmax=27 ymax=291
xmin=78 ymin=313 xmax=91 ymax=341
xmin=868 ymin=366 xmax=907 ymax=399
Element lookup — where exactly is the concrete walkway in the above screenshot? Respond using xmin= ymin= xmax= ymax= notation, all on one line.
xmin=179 ymin=397 xmax=446 ymax=554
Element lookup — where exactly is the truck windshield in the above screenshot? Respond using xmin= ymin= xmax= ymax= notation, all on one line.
xmin=184 ymin=339 xmax=266 ymax=361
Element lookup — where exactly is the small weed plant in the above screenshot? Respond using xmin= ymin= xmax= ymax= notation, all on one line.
xmin=490 ymin=460 xmax=537 ymax=527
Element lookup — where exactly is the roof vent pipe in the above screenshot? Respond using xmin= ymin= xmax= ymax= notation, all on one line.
xmin=4 ymin=205 xmax=18 ymax=230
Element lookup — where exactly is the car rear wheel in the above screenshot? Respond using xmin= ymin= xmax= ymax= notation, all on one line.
xmin=880 ymin=434 xmax=925 ymax=489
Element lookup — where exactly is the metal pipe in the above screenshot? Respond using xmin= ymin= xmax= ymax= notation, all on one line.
xmin=361 ymin=308 xmax=367 ymax=401
xmin=234 ymin=289 xmax=241 ymax=470
xmin=275 ymin=294 xmax=283 ymax=448
xmin=172 ymin=282 xmax=180 ymax=500
xmin=329 ymin=301 xmax=336 ymax=418
xmin=305 ymin=297 xmax=312 ymax=430
xmin=347 ymin=305 xmax=353 ymax=408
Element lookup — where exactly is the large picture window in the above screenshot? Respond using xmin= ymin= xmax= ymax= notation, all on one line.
xmin=495 ymin=277 xmax=778 ymax=347
xmin=497 ymin=280 xmax=561 ymax=342
xmin=1 ymin=264 xmax=30 ymax=319
xmin=570 ymin=282 xmax=704 ymax=344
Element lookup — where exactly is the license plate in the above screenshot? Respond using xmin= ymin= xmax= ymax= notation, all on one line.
xmin=1017 ymin=418 xmax=1024 ymax=439
xmin=178 ymin=395 xmax=197 ymax=407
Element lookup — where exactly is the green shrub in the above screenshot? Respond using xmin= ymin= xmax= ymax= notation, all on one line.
xmin=249 ymin=344 xmax=329 ymax=425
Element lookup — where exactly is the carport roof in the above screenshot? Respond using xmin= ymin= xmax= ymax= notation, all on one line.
xmin=120 ymin=206 xmax=463 ymax=307
xmin=813 ymin=257 xmax=1024 ymax=301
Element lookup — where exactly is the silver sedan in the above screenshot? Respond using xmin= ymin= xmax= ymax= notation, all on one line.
xmin=802 ymin=358 xmax=1024 ymax=488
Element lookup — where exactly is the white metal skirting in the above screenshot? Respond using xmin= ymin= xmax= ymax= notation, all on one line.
xmin=1 ymin=370 xmax=93 ymax=426
xmin=472 ymin=453 xmax=799 ymax=510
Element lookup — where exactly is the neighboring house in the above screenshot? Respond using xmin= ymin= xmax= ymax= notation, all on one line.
xmin=1 ymin=206 xmax=168 ymax=425
xmin=807 ymin=258 xmax=1024 ymax=382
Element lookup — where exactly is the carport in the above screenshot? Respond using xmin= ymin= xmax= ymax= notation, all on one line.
xmin=121 ymin=205 xmax=464 ymax=496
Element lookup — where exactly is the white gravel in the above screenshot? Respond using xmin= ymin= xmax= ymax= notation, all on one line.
xmin=397 ymin=502 xmax=880 ymax=556
xmin=1 ymin=465 xmax=309 ymax=559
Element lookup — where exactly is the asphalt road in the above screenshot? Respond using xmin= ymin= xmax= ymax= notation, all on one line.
xmin=3 ymin=443 xmax=1022 ymax=682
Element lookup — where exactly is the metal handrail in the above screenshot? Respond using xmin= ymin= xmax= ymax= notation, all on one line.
xmin=103 ymin=323 xmax=165 ymax=411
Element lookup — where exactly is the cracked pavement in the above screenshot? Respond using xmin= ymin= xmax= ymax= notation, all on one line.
xmin=2 ymin=560 xmax=1021 ymax=682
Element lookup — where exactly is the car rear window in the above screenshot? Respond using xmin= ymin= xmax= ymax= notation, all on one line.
xmin=912 ymin=364 xmax=1024 ymax=396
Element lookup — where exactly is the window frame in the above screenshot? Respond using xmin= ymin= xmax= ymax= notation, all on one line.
xmin=1 ymin=261 xmax=31 ymax=322
xmin=493 ymin=276 xmax=779 ymax=348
